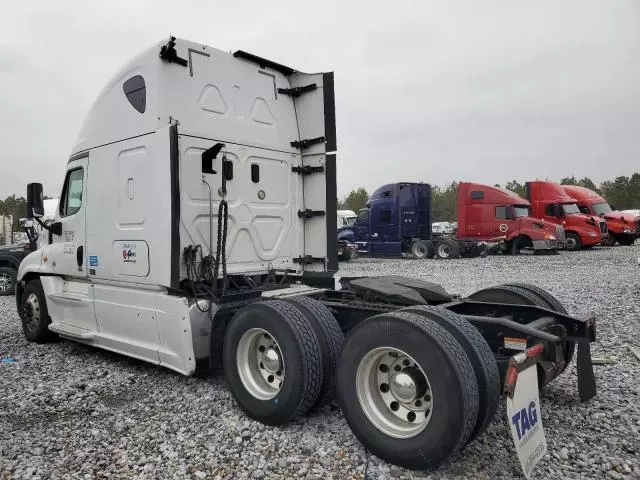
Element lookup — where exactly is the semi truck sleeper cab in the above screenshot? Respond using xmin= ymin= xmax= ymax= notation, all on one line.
xmin=525 ymin=181 xmax=606 ymax=250
xmin=15 ymin=37 xmax=597 ymax=475
xmin=562 ymin=185 xmax=639 ymax=246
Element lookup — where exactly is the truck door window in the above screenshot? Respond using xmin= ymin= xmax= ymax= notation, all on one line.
xmin=495 ymin=206 xmax=508 ymax=219
xmin=60 ymin=168 xmax=84 ymax=217
xmin=379 ymin=210 xmax=392 ymax=223
xmin=545 ymin=204 xmax=560 ymax=217
xmin=357 ymin=210 xmax=369 ymax=224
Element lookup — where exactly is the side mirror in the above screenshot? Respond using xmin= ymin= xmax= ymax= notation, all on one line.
xmin=27 ymin=183 xmax=44 ymax=218
xmin=202 ymin=143 xmax=224 ymax=174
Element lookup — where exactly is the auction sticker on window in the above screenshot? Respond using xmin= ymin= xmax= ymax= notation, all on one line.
xmin=506 ymin=365 xmax=547 ymax=479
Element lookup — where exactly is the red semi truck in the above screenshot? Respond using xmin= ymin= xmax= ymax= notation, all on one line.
xmin=457 ymin=182 xmax=564 ymax=254
xmin=562 ymin=185 xmax=640 ymax=246
xmin=525 ymin=181 xmax=607 ymax=250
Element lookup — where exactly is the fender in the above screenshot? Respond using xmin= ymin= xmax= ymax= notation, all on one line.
xmin=17 ymin=250 xmax=46 ymax=282
xmin=337 ymin=228 xmax=356 ymax=243
xmin=0 ymin=252 xmax=22 ymax=269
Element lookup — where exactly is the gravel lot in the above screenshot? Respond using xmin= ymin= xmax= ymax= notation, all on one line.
xmin=1 ymin=245 xmax=639 ymax=480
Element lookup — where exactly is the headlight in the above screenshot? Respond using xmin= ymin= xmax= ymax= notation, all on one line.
xmin=588 ymin=232 xmax=597 ymax=237
xmin=544 ymin=233 xmax=556 ymax=240
xmin=624 ymin=229 xmax=632 ymax=233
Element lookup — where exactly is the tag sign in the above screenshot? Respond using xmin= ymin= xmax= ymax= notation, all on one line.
xmin=506 ymin=366 xmax=547 ymax=479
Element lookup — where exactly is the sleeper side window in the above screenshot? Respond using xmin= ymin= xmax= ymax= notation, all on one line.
xmin=60 ymin=168 xmax=84 ymax=217
xmin=470 ymin=191 xmax=484 ymax=200
xmin=123 ymin=75 xmax=146 ymax=114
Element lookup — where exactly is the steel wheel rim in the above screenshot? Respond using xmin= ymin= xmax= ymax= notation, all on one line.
xmin=415 ymin=245 xmax=426 ymax=258
xmin=356 ymin=347 xmax=433 ymax=438
xmin=236 ymin=328 xmax=285 ymax=400
xmin=437 ymin=244 xmax=450 ymax=258
xmin=566 ymin=237 xmax=577 ymax=249
xmin=23 ymin=293 xmax=41 ymax=332
xmin=0 ymin=273 xmax=12 ymax=292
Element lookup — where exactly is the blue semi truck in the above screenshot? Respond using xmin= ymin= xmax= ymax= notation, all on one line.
xmin=337 ymin=182 xmax=502 ymax=259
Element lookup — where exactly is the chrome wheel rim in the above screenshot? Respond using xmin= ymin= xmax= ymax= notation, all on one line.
xmin=437 ymin=244 xmax=450 ymax=258
xmin=236 ymin=328 xmax=285 ymax=400
xmin=0 ymin=273 xmax=11 ymax=292
xmin=565 ymin=237 xmax=577 ymax=250
xmin=356 ymin=347 xmax=433 ymax=438
xmin=414 ymin=245 xmax=426 ymax=258
xmin=23 ymin=293 xmax=41 ymax=332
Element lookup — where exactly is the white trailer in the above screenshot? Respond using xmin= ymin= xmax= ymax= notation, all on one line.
xmin=16 ymin=37 xmax=597 ymax=474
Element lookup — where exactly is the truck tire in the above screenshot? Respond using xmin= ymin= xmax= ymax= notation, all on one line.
xmin=284 ymin=296 xmax=344 ymax=406
xmin=617 ymin=234 xmax=636 ymax=246
xmin=502 ymin=283 xmax=575 ymax=371
xmin=602 ymin=233 xmax=616 ymax=246
xmin=0 ymin=267 xmax=17 ymax=296
xmin=336 ymin=311 xmax=479 ymax=469
xmin=509 ymin=235 xmax=531 ymax=255
xmin=223 ymin=300 xmax=323 ymax=425
xmin=399 ymin=305 xmax=499 ymax=445
xmin=411 ymin=240 xmax=434 ymax=260
xmin=468 ymin=285 xmax=572 ymax=386
xmin=435 ymin=238 xmax=461 ymax=260
xmin=564 ymin=232 xmax=582 ymax=251
xmin=20 ymin=279 xmax=55 ymax=343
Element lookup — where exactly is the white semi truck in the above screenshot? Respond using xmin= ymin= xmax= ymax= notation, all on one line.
xmin=17 ymin=37 xmax=597 ymax=474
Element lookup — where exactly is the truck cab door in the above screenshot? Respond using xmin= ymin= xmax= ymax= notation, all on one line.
xmin=41 ymin=155 xmax=98 ymax=335
xmin=353 ymin=209 xmax=370 ymax=248
xmin=49 ymin=157 xmax=89 ymax=278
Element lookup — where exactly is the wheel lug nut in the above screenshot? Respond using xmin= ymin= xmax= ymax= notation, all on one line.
xmin=415 ymin=400 xmax=422 ymax=407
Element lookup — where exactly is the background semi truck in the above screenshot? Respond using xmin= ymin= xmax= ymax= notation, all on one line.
xmin=15 ymin=37 xmax=597 ymax=473
xmin=525 ymin=180 xmax=607 ymax=250
xmin=562 ymin=184 xmax=640 ymax=246
xmin=337 ymin=182 xmax=496 ymax=259
xmin=457 ymin=182 xmax=564 ymax=254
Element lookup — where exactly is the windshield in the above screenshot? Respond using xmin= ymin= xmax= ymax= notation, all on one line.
xmin=514 ymin=206 xmax=530 ymax=218
xmin=592 ymin=202 xmax=612 ymax=216
xmin=562 ymin=203 xmax=580 ymax=215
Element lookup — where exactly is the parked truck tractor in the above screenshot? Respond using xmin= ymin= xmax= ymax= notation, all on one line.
xmin=457 ymin=182 xmax=564 ymax=254
xmin=15 ymin=37 xmax=597 ymax=475
xmin=562 ymin=185 xmax=640 ymax=246
xmin=337 ymin=182 xmax=500 ymax=259
xmin=525 ymin=181 xmax=607 ymax=251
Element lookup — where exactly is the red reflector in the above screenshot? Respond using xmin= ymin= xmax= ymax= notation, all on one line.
xmin=527 ymin=343 xmax=545 ymax=357
xmin=507 ymin=366 xmax=518 ymax=387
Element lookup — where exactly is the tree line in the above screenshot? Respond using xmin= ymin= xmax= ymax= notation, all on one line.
xmin=338 ymin=173 xmax=640 ymax=222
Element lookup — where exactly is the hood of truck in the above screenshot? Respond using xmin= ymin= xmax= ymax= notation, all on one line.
xmin=603 ymin=211 xmax=640 ymax=223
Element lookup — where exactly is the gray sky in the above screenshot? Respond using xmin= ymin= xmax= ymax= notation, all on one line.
xmin=1 ymin=0 xmax=638 ymax=200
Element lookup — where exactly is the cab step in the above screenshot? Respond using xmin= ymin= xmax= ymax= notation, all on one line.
xmin=48 ymin=323 xmax=96 ymax=340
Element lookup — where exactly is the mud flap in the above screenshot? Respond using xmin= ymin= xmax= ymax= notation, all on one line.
xmin=577 ymin=342 xmax=597 ymax=402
